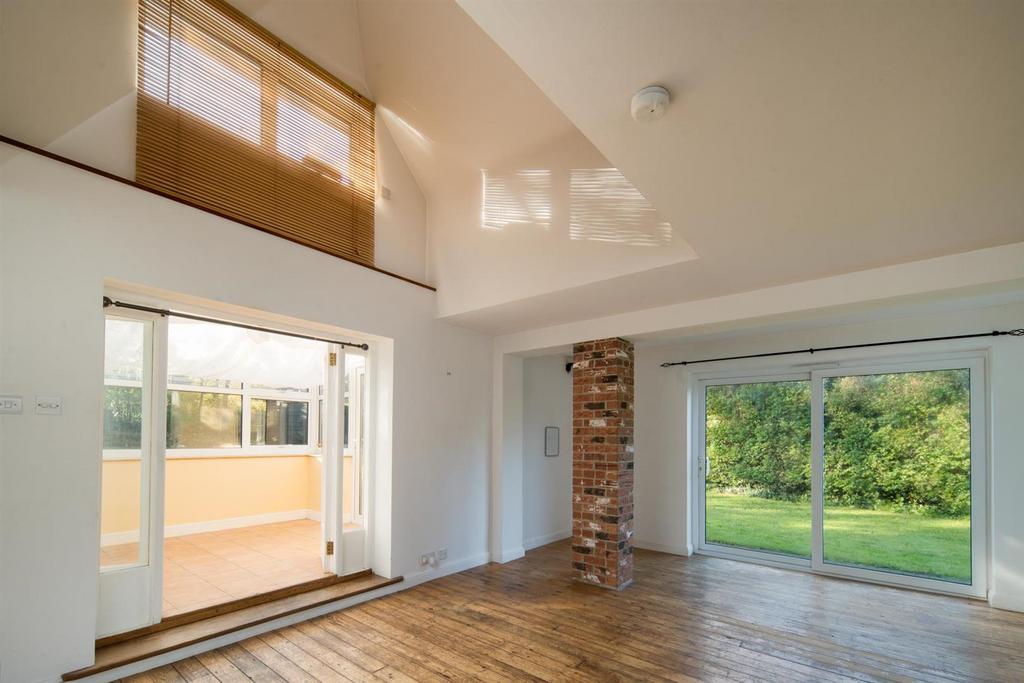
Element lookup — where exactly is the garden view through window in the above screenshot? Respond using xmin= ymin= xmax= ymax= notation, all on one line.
xmin=704 ymin=367 xmax=973 ymax=584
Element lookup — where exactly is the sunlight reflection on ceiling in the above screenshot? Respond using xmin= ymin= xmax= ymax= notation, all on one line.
xmin=570 ymin=168 xmax=671 ymax=246
xmin=481 ymin=169 xmax=552 ymax=230
xmin=379 ymin=107 xmax=433 ymax=152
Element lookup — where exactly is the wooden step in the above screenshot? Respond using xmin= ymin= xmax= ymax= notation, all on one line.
xmin=63 ymin=572 xmax=402 ymax=680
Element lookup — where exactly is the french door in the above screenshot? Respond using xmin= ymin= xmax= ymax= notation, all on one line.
xmin=321 ymin=344 xmax=346 ymax=574
xmin=695 ymin=354 xmax=987 ymax=598
xmin=99 ymin=311 xmax=356 ymax=637
xmin=97 ymin=311 xmax=167 ymax=637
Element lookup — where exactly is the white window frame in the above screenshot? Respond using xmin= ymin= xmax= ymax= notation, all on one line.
xmin=692 ymin=350 xmax=989 ymax=599
xmin=104 ymin=372 xmax=321 ymax=461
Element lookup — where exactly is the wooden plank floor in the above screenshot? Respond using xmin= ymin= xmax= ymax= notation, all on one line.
xmin=67 ymin=573 xmax=401 ymax=680
xmin=120 ymin=540 xmax=1024 ymax=682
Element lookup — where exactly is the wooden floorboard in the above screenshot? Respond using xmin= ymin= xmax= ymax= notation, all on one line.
xmin=116 ymin=541 xmax=1024 ymax=682
xmin=64 ymin=574 xmax=401 ymax=681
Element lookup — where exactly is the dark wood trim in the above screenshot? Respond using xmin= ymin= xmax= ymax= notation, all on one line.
xmin=0 ymin=134 xmax=437 ymax=292
xmin=63 ymin=573 xmax=403 ymax=681
xmin=96 ymin=570 xmax=372 ymax=648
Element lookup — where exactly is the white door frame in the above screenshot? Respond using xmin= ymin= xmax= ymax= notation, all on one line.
xmin=97 ymin=310 xmax=168 ymax=637
xmin=809 ymin=355 xmax=987 ymax=598
xmin=321 ymin=344 xmax=345 ymax=575
xmin=694 ymin=371 xmax=812 ymax=570
xmin=692 ymin=352 xmax=988 ymax=599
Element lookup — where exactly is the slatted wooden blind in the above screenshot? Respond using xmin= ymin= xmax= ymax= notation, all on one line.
xmin=137 ymin=0 xmax=375 ymax=265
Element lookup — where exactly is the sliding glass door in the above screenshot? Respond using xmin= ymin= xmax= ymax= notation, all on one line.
xmin=700 ymin=377 xmax=811 ymax=561
xmin=812 ymin=359 xmax=985 ymax=592
xmin=696 ymin=355 xmax=986 ymax=597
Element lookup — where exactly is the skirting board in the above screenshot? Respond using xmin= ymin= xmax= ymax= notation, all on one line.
xmin=77 ymin=551 xmax=492 ymax=683
xmin=632 ymin=539 xmax=693 ymax=556
xmin=523 ymin=529 xmax=571 ymax=551
xmin=100 ymin=509 xmax=321 ymax=546
xmin=492 ymin=546 xmax=526 ymax=563
xmin=990 ymin=591 xmax=1024 ymax=613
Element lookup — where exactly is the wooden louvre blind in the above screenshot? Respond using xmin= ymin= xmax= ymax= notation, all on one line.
xmin=136 ymin=0 xmax=375 ymax=265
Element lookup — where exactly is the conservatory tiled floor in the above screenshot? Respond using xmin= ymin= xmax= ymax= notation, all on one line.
xmin=101 ymin=519 xmax=339 ymax=616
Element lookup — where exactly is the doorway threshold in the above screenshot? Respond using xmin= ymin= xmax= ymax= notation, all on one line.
xmin=63 ymin=571 xmax=402 ymax=681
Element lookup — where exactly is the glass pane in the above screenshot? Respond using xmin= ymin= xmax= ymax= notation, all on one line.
xmin=705 ymin=380 xmax=811 ymax=557
xmin=250 ymin=399 xmax=308 ymax=446
xmin=317 ymin=397 xmax=324 ymax=448
xmin=167 ymin=20 xmax=262 ymax=143
xmin=100 ymin=318 xmax=147 ymax=570
xmin=166 ymin=390 xmax=242 ymax=449
xmin=343 ymin=371 xmax=350 ymax=448
xmin=276 ymin=86 xmax=351 ymax=184
xmin=167 ymin=318 xmax=321 ymax=390
xmin=104 ymin=387 xmax=143 ymax=449
xmin=250 ymin=383 xmax=310 ymax=394
xmin=104 ymin=318 xmax=145 ymax=382
xmin=823 ymin=369 xmax=972 ymax=583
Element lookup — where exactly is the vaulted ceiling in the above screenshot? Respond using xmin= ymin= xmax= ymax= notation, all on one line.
xmin=452 ymin=0 xmax=1024 ymax=332
xmin=241 ymin=0 xmax=1024 ymax=334
xmin=6 ymin=0 xmax=1020 ymax=335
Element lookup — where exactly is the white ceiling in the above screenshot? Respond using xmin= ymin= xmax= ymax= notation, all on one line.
xmin=446 ymin=0 xmax=1024 ymax=332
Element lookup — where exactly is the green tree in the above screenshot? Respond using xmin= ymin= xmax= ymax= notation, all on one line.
xmin=704 ymin=369 xmax=971 ymax=516
xmin=705 ymin=381 xmax=811 ymax=500
xmin=823 ymin=370 xmax=970 ymax=515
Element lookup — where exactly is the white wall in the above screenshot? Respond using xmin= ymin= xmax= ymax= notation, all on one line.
xmin=0 ymin=144 xmax=491 ymax=682
xmin=489 ymin=353 xmax=524 ymax=563
xmin=633 ymin=301 xmax=1024 ymax=611
xmin=0 ymin=0 xmax=429 ymax=284
xmin=521 ymin=355 xmax=571 ymax=550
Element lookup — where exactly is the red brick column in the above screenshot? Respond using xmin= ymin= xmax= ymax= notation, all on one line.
xmin=571 ymin=337 xmax=634 ymax=590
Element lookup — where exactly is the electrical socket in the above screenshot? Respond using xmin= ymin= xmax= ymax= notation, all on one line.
xmin=437 ymin=547 xmax=447 ymax=561
xmin=0 ymin=396 xmax=22 ymax=414
xmin=419 ymin=552 xmax=435 ymax=567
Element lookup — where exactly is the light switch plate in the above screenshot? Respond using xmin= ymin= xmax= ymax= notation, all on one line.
xmin=0 ymin=395 xmax=23 ymax=414
xmin=35 ymin=396 xmax=62 ymax=415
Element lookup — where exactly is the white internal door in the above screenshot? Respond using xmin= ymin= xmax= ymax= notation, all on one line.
xmin=97 ymin=311 xmax=168 ymax=637
xmin=340 ymin=350 xmax=370 ymax=575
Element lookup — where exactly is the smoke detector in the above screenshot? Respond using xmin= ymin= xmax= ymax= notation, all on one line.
xmin=630 ymin=85 xmax=670 ymax=122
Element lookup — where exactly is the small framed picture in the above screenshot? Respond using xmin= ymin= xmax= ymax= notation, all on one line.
xmin=544 ymin=426 xmax=559 ymax=457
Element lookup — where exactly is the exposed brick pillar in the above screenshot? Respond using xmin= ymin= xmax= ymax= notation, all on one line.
xmin=571 ymin=337 xmax=634 ymax=590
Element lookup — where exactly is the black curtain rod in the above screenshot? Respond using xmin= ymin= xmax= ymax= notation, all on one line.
xmin=659 ymin=328 xmax=1023 ymax=368
xmin=103 ymin=297 xmax=369 ymax=350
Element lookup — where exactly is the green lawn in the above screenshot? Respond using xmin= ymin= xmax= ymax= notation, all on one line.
xmin=706 ymin=491 xmax=971 ymax=583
